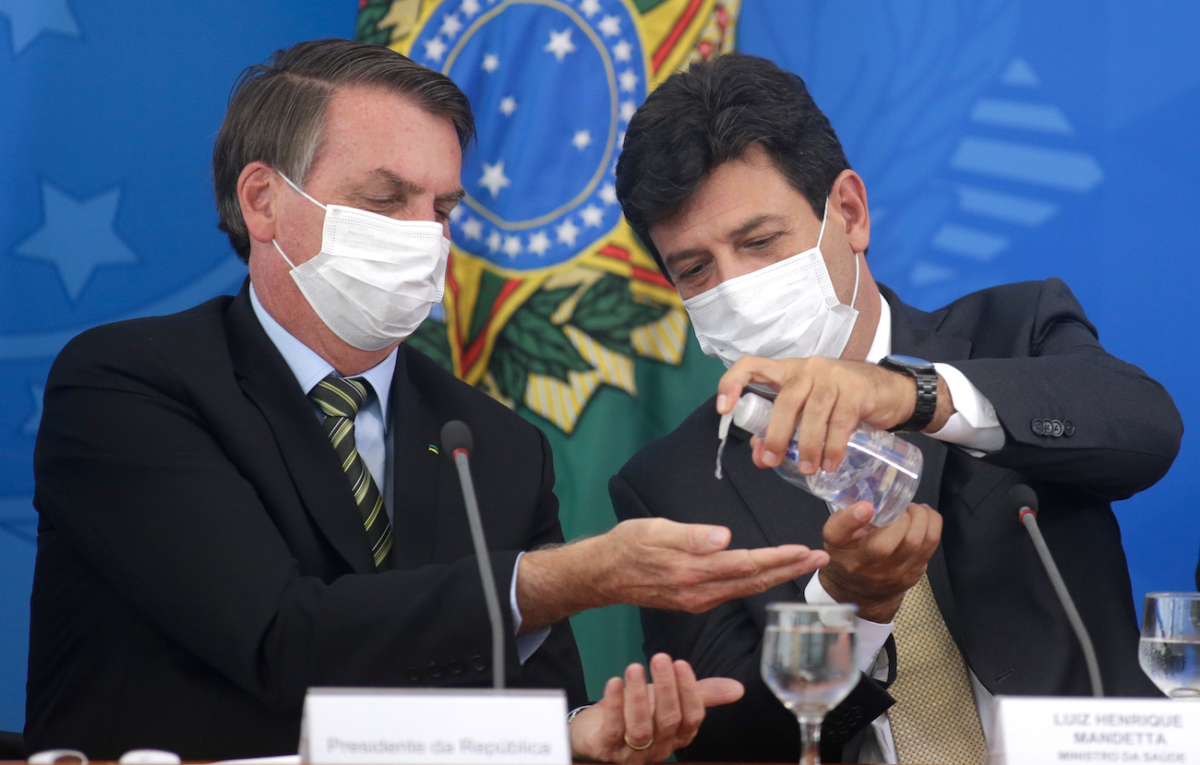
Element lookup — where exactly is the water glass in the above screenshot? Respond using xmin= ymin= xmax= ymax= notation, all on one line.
xmin=1138 ymin=592 xmax=1200 ymax=699
xmin=761 ymin=603 xmax=859 ymax=765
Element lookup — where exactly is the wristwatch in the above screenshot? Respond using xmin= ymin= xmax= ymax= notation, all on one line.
xmin=877 ymin=354 xmax=938 ymax=433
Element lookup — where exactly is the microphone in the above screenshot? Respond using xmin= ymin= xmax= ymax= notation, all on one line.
xmin=1009 ymin=484 xmax=1104 ymax=697
xmin=441 ymin=420 xmax=505 ymax=690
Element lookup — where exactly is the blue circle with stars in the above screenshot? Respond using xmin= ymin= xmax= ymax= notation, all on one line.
xmin=412 ymin=0 xmax=647 ymax=271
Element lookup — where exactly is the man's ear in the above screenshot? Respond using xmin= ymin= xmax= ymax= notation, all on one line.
xmin=830 ymin=169 xmax=870 ymax=254
xmin=238 ymin=162 xmax=279 ymax=245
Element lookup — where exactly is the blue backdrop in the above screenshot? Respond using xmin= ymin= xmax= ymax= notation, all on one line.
xmin=1 ymin=0 xmax=1196 ymax=733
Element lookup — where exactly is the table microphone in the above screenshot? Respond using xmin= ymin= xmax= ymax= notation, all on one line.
xmin=442 ymin=420 xmax=505 ymax=690
xmin=1009 ymin=484 xmax=1104 ymax=697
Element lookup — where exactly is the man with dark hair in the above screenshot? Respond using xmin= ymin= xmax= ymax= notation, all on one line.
xmin=27 ymin=41 xmax=829 ymax=761
xmin=612 ymin=54 xmax=1182 ymax=763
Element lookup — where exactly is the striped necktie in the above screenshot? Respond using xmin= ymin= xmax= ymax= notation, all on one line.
xmin=309 ymin=375 xmax=393 ymax=571
xmin=888 ymin=573 xmax=987 ymax=764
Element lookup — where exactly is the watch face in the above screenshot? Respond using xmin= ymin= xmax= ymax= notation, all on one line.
xmin=886 ymin=354 xmax=932 ymax=369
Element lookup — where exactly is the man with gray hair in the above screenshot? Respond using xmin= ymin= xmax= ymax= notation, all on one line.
xmin=26 ymin=39 xmax=827 ymax=762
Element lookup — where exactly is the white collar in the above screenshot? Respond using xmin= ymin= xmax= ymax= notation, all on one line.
xmin=864 ymin=294 xmax=892 ymax=363
xmin=249 ymin=283 xmax=396 ymax=425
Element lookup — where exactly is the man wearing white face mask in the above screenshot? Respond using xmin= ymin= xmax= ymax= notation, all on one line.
xmin=27 ymin=40 xmax=833 ymax=763
xmin=611 ymin=54 xmax=1182 ymax=763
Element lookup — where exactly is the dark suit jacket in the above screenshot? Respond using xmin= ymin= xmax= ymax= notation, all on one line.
xmin=26 ymin=282 xmax=586 ymax=760
xmin=611 ymin=279 xmax=1182 ymax=762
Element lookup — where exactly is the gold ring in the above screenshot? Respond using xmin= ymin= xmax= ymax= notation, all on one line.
xmin=624 ymin=734 xmax=654 ymax=751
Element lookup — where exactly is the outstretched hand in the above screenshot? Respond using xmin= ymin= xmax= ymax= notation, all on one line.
xmin=569 ymin=654 xmax=743 ymax=763
xmin=590 ymin=518 xmax=829 ymax=614
xmin=516 ymin=517 xmax=829 ymax=630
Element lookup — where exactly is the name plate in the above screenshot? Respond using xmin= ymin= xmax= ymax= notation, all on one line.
xmin=990 ymin=696 xmax=1200 ymax=764
xmin=299 ymin=688 xmax=569 ymax=765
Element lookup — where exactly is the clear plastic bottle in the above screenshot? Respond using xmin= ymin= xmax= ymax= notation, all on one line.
xmin=719 ymin=393 xmax=923 ymax=526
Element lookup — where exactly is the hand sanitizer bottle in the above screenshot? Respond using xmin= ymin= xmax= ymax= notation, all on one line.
xmin=717 ymin=393 xmax=923 ymax=526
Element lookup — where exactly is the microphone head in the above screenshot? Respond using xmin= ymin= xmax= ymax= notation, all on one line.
xmin=1007 ymin=484 xmax=1038 ymax=515
xmin=441 ymin=420 xmax=474 ymax=455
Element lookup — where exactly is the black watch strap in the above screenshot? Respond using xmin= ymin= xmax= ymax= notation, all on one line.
xmin=878 ymin=355 xmax=938 ymax=432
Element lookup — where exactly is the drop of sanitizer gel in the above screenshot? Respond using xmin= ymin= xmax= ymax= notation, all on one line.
xmin=715 ymin=393 xmax=924 ymax=526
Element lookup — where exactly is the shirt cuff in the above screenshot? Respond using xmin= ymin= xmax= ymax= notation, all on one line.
xmin=930 ymin=363 xmax=1006 ymax=454
xmin=804 ymin=572 xmax=894 ymax=675
xmin=511 ymin=552 xmax=550 ymax=665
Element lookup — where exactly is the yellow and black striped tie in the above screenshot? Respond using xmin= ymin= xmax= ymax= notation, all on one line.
xmin=309 ymin=375 xmax=393 ymax=571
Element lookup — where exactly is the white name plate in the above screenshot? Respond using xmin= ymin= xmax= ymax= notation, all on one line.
xmin=299 ymin=687 xmax=569 ymax=765
xmin=990 ymin=696 xmax=1200 ymax=764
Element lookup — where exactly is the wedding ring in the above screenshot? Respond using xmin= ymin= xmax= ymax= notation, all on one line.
xmin=624 ymin=734 xmax=654 ymax=751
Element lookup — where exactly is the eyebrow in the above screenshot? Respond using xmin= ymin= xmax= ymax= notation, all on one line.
xmin=661 ymin=213 xmax=788 ymax=269
xmin=358 ymin=168 xmax=465 ymax=206
xmin=730 ymin=213 xmax=786 ymax=238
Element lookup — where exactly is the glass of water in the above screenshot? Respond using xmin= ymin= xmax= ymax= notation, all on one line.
xmin=761 ymin=603 xmax=860 ymax=765
xmin=1138 ymin=592 xmax=1200 ymax=699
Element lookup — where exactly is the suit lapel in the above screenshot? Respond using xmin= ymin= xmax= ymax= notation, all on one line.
xmin=721 ymin=432 xmax=829 ymax=598
xmin=226 ymin=282 xmax=376 ymax=575
xmin=884 ymin=285 xmax=974 ymax=651
xmin=387 ymin=346 xmax=442 ymax=569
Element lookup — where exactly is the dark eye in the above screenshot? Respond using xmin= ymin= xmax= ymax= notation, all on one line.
xmin=747 ymin=233 xmax=779 ymax=249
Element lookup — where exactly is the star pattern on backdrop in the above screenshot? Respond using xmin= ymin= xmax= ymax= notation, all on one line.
xmin=423 ymin=36 xmax=447 ymax=63
xmin=598 ymin=15 xmax=621 ymax=37
xmin=502 ymin=234 xmax=522 ymax=257
xmin=0 ymin=0 xmax=79 ymax=55
xmin=439 ymin=14 xmax=463 ymax=38
xmin=15 ymin=182 xmax=139 ymax=301
xmin=528 ymin=231 xmax=551 ymax=256
xmin=580 ymin=204 xmax=604 ymax=227
xmin=556 ymin=219 xmax=580 ymax=247
xmin=545 ymin=29 xmax=576 ymax=61
xmin=478 ymin=161 xmax=511 ymax=198
xmin=461 ymin=217 xmax=484 ymax=240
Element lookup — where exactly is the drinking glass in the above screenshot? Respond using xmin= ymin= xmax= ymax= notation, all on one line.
xmin=761 ymin=603 xmax=860 ymax=765
xmin=1139 ymin=592 xmax=1200 ymax=699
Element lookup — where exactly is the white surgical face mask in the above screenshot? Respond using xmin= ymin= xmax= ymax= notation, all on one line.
xmin=271 ymin=172 xmax=452 ymax=352
xmin=682 ymin=199 xmax=860 ymax=368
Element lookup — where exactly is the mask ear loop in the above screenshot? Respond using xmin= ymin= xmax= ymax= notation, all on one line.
xmin=849 ymin=253 xmax=861 ymax=310
xmin=277 ymin=171 xmax=328 ymax=210
xmin=272 ymin=170 xmax=327 ymax=269
xmin=272 ymin=239 xmax=299 ymax=269
xmin=816 ymin=197 xmax=859 ymax=309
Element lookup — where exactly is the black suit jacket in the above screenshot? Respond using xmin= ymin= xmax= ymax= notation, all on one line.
xmin=611 ymin=279 xmax=1182 ymax=762
xmin=26 ymin=282 xmax=586 ymax=760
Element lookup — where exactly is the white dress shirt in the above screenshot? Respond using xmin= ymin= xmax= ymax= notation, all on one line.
xmin=803 ymin=295 xmax=1002 ymax=763
xmin=249 ymin=284 xmax=548 ymax=663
